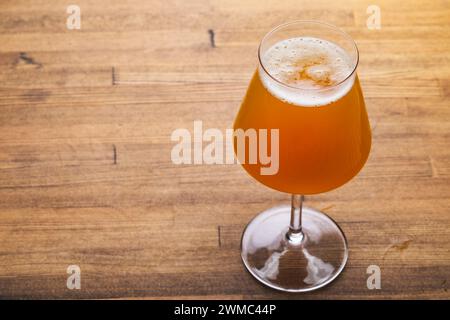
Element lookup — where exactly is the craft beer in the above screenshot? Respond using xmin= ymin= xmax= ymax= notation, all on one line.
xmin=234 ymin=37 xmax=371 ymax=194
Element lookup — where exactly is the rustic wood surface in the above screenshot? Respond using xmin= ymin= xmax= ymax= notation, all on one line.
xmin=0 ymin=0 xmax=449 ymax=299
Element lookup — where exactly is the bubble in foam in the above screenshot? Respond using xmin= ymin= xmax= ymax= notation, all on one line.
xmin=260 ymin=37 xmax=356 ymax=107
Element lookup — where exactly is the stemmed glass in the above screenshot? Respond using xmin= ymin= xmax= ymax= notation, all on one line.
xmin=233 ymin=21 xmax=371 ymax=292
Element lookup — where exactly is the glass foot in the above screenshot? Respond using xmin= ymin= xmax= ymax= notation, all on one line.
xmin=241 ymin=205 xmax=348 ymax=292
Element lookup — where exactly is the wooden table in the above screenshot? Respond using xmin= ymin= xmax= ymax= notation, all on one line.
xmin=0 ymin=0 xmax=449 ymax=299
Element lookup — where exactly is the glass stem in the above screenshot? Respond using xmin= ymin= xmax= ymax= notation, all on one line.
xmin=287 ymin=194 xmax=304 ymax=244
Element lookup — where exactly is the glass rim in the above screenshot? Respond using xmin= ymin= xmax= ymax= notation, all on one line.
xmin=257 ymin=20 xmax=360 ymax=92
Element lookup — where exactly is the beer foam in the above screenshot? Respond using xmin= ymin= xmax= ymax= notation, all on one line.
xmin=259 ymin=37 xmax=356 ymax=107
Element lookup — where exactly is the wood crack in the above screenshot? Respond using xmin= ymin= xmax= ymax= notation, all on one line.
xmin=208 ymin=29 xmax=216 ymax=48
xmin=17 ymin=52 xmax=42 ymax=68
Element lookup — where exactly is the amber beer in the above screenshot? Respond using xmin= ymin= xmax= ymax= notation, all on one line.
xmin=234 ymin=37 xmax=371 ymax=195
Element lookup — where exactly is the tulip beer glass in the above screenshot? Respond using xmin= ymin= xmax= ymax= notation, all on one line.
xmin=233 ymin=21 xmax=371 ymax=292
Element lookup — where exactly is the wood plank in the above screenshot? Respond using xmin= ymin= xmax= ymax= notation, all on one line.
xmin=0 ymin=0 xmax=449 ymax=299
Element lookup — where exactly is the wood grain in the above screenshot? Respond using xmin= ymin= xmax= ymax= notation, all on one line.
xmin=0 ymin=0 xmax=449 ymax=299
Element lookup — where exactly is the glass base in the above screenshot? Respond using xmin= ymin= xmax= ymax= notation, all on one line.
xmin=241 ymin=205 xmax=348 ymax=292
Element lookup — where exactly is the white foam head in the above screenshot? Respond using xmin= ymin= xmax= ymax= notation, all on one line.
xmin=259 ymin=37 xmax=356 ymax=107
